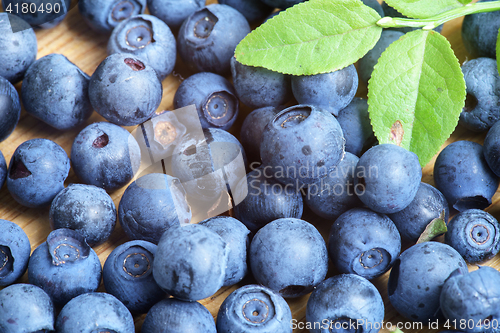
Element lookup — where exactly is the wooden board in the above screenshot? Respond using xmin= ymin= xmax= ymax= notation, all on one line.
xmin=0 ymin=1 xmax=497 ymax=332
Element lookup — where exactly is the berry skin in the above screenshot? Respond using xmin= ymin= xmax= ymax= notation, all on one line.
xmin=7 ymin=138 xmax=70 ymax=208
xmin=291 ymin=65 xmax=358 ymax=116
xmin=240 ymin=106 xmax=283 ymax=163
xmin=0 ymin=75 xmax=21 ymax=142
xmin=103 ymin=240 xmax=166 ymax=314
xmin=249 ymin=218 xmax=328 ymax=298
xmin=79 ymin=0 xmax=146 ymax=32
xmin=459 ymin=57 xmax=500 ymax=132
xmin=328 ymin=207 xmax=401 ymax=280
xmin=198 ymin=216 xmax=250 ymax=286
xmin=306 ymin=274 xmax=384 ymax=333
xmin=21 ymin=53 xmax=93 ymax=131
xmin=260 ymin=104 xmax=345 ymax=188
xmin=434 ymin=140 xmax=499 ymax=212
xmin=89 ymin=53 xmax=162 ymax=126
xmin=484 ymin=119 xmax=500 ymax=177
xmin=142 ymin=298 xmax=217 ymax=333
xmin=71 ymin=122 xmax=141 ymax=192
xmin=233 ymin=167 xmax=304 ymax=233
xmin=355 ymin=143 xmax=422 ymax=214
xmin=388 ymin=182 xmax=449 ymax=243
xmin=219 ymin=0 xmax=274 ymax=23
xmin=107 ymin=14 xmax=176 ymax=80
xmin=216 ymin=284 xmax=293 ymax=333
xmin=49 ymin=183 xmax=117 ymax=247
xmin=444 ymin=209 xmax=500 ymax=263
xmin=358 ymin=30 xmax=404 ymax=85
xmin=118 ymin=173 xmax=192 ymax=244
xmin=28 ymin=229 xmax=102 ymax=307
xmin=0 ymin=284 xmax=55 ymax=333
xmin=177 ymin=4 xmax=251 ymax=75
xmin=0 ymin=219 xmax=31 ymax=287
xmin=231 ymin=57 xmax=292 ymax=109
xmin=440 ymin=266 xmax=500 ymax=333
xmin=152 ymin=223 xmax=229 ymax=301
xmin=174 ymin=72 xmax=239 ymax=130
xmin=260 ymin=0 xmax=306 ymax=9
xmin=336 ymin=98 xmax=377 ymax=157
xmin=305 ymin=152 xmax=362 ymax=220
xmin=0 ymin=13 xmax=37 ymax=83
xmin=55 ymin=292 xmax=135 ymax=333
xmin=147 ymin=0 xmax=205 ymax=31
xmin=388 ymin=242 xmax=468 ymax=322
xmin=462 ymin=0 xmax=500 ymax=59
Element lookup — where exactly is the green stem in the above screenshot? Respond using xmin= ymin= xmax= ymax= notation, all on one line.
xmin=377 ymin=0 xmax=500 ymax=30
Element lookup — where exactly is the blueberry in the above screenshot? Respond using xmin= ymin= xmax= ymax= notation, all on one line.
xmin=0 ymin=13 xmax=37 ymax=83
xmin=103 ymin=240 xmax=166 ymax=314
xmin=28 ymin=228 xmax=102 ymax=307
xmin=233 ymin=167 xmax=304 ymax=233
xmin=0 ymin=219 xmax=31 ymax=287
xmin=107 ymin=14 xmax=176 ymax=81
xmin=484 ymin=120 xmax=500 ymax=177
xmin=152 ymin=223 xmax=229 ymax=301
xmin=305 ymin=152 xmax=362 ymax=220
xmin=142 ymin=298 xmax=216 ymax=333
xmin=146 ymin=0 xmax=204 ymax=31
xmin=306 ymin=274 xmax=384 ymax=333
xmin=0 ymin=284 xmax=54 ymax=332
xmin=240 ymin=106 xmax=283 ymax=163
xmin=445 ymin=209 xmax=500 ymax=263
xmin=459 ymin=58 xmax=500 ymax=132
xmin=55 ymin=292 xmax=135 ymax=333
xmin=260 ymin=104 xmax=345 ymax=188
xmin=219 ymin=0 xmax=274 ymax=23
xmin=78 ymin=0 xmax=146 ymax=33
xmin=249 ymin=218 xmax=328 ymax=298
xmin=231 ymin=57 xmax=292 ymax=109
xmin=71 ymin=122 xmax=141 ymax=191
xmin=462 ymin=0 xmax=500 ymax=59
xmin=177 ymin=4 xmax=251 ymax=75
xmin=355 ymin=143 xmax=422 ymax=214
xmin=21 ymin=53 xmax=93 ymax=131
xmin=49 ymin=183 xmax=117 ymax=247
xmin=260 ymin=0 xmax=306 ymax=9
xmin=0 ymin=76 xmax=21 ymax=142
xmin=329 ymin=207 xmax=401 ymax=280
xmin=7 ymin=138 xmax=70 ymax=208
xmin=0 ymin=151 xmax=6 ymax=188
xmin=335 ymin=97 xmax=377 ymax=157
xmin=118 ymin=173 xmax=192 ymax=244
xmin=358 ymin=30 xmax=404 ymax=85
xmin=440 ymin=266 xmax=500 ymax=332
xmin=89 ymin=53 xmax=162 ymax=126
xmin=171 ymin=128 xmax=247 ymax=214
xmin=388 ymin=182 xmax=449 ymax=243
xmin=216 ymin=284 xmax=292 ymax=333
xmin=388 ymin=241 xmax=468 ymax=322
xmin=291 ymin=64 xmax=358 ymax=116
xmin=434 ymin=140 xmax=499 ymax=211
xmin=198 ymin=216 xmax=250 ymax=286
xmin=3 ymin=0 xmax=71 ymax=28
xmin=174 ymin=72 xmax=239 ymax=131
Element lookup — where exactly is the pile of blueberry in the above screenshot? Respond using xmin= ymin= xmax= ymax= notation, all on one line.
xmin=1 ymin=0 xmax=500 ymax=332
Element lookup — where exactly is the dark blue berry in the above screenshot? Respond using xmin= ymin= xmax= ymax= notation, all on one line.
xmin=78 ymin=0 xmax=146 ymax=32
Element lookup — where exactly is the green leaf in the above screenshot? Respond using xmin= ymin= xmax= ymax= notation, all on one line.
xmin=497 ymin=27 xmax=500 ymax=75
xmin=234 ymin=0 xmax=382 ymax=75
xmin=416 ymin=210 xmax=448 ymax=243
xmin=384 ymin=0 xmax=471 ymax=19
xmin=367 ymin=29 xmax=466 ymax=167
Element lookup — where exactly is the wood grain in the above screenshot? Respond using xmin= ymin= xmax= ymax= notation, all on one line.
xmin=0 ymin=1 xmax=495 ymax=333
